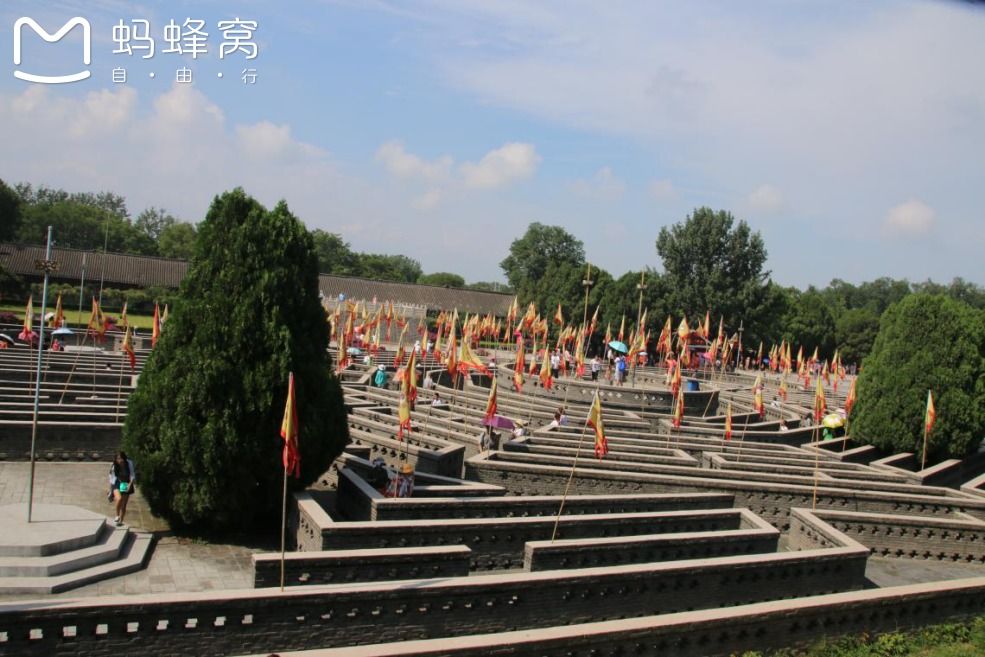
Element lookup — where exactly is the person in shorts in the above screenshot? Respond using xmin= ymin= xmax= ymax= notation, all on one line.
xmin=109 ymin=451 xmax=136 ymax=526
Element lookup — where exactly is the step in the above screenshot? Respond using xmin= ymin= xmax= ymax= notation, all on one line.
xmin=0 ymin=504 xmax=106 ymax=557
xmin=0 ymin=532 xmax=154 ymax=594
xmin=0 ymin=523 xmax=129 ymax=577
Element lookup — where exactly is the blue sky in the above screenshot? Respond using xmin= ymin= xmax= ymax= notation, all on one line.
xmin=1 ymin=0 xmax=983 ymax=288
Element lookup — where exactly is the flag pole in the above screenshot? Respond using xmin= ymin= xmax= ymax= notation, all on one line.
xmin=921 ymin=425 xmax=929 ymax=471
xmin=551 ymin=380 xmax=601 ymax=543
xmin=279 ymin=457 xmax=288 ymax=592
xmin=27 ymin=225 xmax=55 ymax=523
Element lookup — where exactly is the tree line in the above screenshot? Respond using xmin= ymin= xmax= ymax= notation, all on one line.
xmin=0 ymin=178 xmax=509 ymax=291
xmin=500 ymin=211 xmax=985 ymax=366
xmin=3 ymin=179 xmax=983 ymax=367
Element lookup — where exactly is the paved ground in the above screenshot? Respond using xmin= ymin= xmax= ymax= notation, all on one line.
xmin=866 ymin=555 xmax=985 ymax=588
xmin=0 ymin=462 xmax=263 ymax=601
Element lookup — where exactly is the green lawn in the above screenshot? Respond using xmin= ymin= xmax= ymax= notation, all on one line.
xmin=0 ymin=303 xmax=159 ymax=330
xmin=741 ymin=618 xmax=985 ymax=657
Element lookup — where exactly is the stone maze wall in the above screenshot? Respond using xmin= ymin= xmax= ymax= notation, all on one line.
xmin=7 ymin=358 xmax=985 ymax=656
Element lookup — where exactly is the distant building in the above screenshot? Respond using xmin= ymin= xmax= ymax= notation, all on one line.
xmin=0 ymin=242 xmax=512 ymax=316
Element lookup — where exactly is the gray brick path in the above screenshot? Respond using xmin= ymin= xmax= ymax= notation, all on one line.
xmin=0 ymin=462 xmax=261 ymax=601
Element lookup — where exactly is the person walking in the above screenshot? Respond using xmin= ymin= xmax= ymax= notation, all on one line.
xmin=109 ymin=451 xmax=136 ymax=526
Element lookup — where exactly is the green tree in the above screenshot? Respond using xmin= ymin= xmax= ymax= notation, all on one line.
xmin=835 ymin=307 xmax=881 ymax=365
xmin=16 ymin=183 xmax=129 ymax=219
xmin=602 ymin=269 xmax=671 ymax=338
xmin=418 ymin=272 xmax=466 ymax=288
xmin=355 ymin=253 xmax=422 ymax=283
xmin=500 ymin=223 xmax=585 ymax=297
xmin=781 ymin=287 xmax=837 ymax=360
xmin=157 ymin=222 xmax=198 ymax=260
xmin=468 ymin=281 xmax=514 ymax=294
xmin=851 ymin=294 xmax=985 ymax=463
xmin=311 ymin=229 xmax=360 ymax=276
xmin=134 ymin=207 xmax=178 ymax=245
xmin=655 ymin=208 xmax=773 ymax=345
xmin=122 ymin=189 xmax=348 ymax=532
xmin=18 ymin=201 xmax=123 ymax=249
xmin=0 ymin=178 xmax=22 ymax=241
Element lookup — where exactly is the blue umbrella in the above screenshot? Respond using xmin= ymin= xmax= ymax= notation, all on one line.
xmin=608 ymin=340 xmax=629 ymax=354
xmin=52 ymin=327 xmax=74 ymax=337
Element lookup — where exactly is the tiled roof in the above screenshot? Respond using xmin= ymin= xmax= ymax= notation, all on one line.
xmin=0 ymin=243 xmax=513 ymax=315
xmin=0 ymin=242 xmax=188 ymax=288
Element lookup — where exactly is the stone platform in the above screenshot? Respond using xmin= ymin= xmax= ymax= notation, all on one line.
xmin=0 ymin=503 xmax=152 ymax=594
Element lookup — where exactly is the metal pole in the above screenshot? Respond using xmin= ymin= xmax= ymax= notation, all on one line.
xmin=98 ymin=220 xmax=109 ymax=307
xmin=27 ymin=226 xmax=55 ymax=523
xmin=77 ymin=252 xmax=87 ymax=325
xmin=279 ymin=461 xmax=288 ymax=591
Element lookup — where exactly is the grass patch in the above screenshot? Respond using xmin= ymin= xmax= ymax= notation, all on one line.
xmin=0 ymin=303 xmax=158 ymax=330
xmin=737 ymin=618 xmax=985 ymax=657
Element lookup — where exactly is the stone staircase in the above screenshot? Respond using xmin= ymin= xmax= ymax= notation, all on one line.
xmin=0 ymin=503 xmax=153 ymax=594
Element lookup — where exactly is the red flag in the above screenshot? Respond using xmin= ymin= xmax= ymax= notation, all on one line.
xmin=513 ymin=338 xmax=526 ymax=392
xmin=151 ymin=303 xmax=161 ymax=348
xmin=87 ymin=298 xmax=108 ymax=343
xmin=814 ymin=376 xmax=826 ymax=423
xmin=280 ymin=372 xmax=301 ymax=478
xmin=484 ymin=376 xmax=498 ymax=421
xmin=588 ymin=391 xmax=609 ymax=459
xmin=672 ymin=391 xmax=685 ymax=428
xmin=18 ymin=295 xmax=33 ymax=341
xmin=844 ymin=377 xmax=857 ymax=417
xmin=122 ymin=326 xmax=136 ymax=371
xmin=554 ymin=304 xmax=564 ymax=326
xmin=925 ymin=390 xmax=936 ymax=437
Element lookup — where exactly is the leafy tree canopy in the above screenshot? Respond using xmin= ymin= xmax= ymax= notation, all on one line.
xmin=0 ymin=178 xmax=22 ymax=241
xmin=851 ymin=294 xmax=985 ymax=463
xmin=501 ymin=223 xmax=585 ymax=295
xmin=655 ymin=207 xmax=773 ymax=345
xmin=781 ymin=287 xmax=837 ymax=359
xmin=835 ymin=307 xmax=881 ymax=365
xmin=418 ymin=272 xmax=466 ymax=288
xmin=157 ymin=222 xmax=198 ymax=260
xmin=123 ymin=188 xmax=348 ymax=533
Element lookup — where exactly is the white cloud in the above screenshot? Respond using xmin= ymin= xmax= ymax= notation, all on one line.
xmin=747 ymin=184 xmax=784 ymax=214
xmin=236 ymin=121 xmax=326 ymax=161
xmin=884 ymin=199 xmax=935 ymax=237
xmin=375 ymin=140 xmax=452 ymax=182
xmin=648 ymin=178 xmax=675 ymax=201
xmin=412 ymin=188 xmax=443 ymax=210
xmin=375 ymin=140 xmax=541 ymax=209
xmin=570 ymin=166 xmax=626 ymax=199
xmin=0 ymin=84 xmax=349 ymax=230
xmin=460 ymin=142 xmax=540 ymax=189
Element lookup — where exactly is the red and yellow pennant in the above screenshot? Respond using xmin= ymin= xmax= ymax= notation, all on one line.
xmin=483 ymin=376 xmax=498 ymax=421
xmin=122 ymin=325 xmax=136 ymax=371
xmin=588 ymin=391 xmax=608 ymax=459
xmin=925 ymin=390 xmax=936 ymax=437
xmin=724 ymin=401 xmax=733 ymax=441
xmin=280 ymin=372 xmax=301 ymax=478
xmin=814 ymin=375 xmax=827 ymax=422
xmin=538 ymin=347 xmax=553 ymax=390
xmin=151 ymin=302 xmax=161 ymax=348
xmin=672 ymin=390 xmax=685 ymax=428
xmin=845 ymin=377 xmax=858 ymax=418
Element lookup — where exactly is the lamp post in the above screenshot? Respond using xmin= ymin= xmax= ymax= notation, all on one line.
xmin=735 ymin=320 xmax=744 ymax=370
xmin=27 ymin=226 xmax=58 ymax=522
xmin=581 ymin=262 xmax=594 ymax=327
